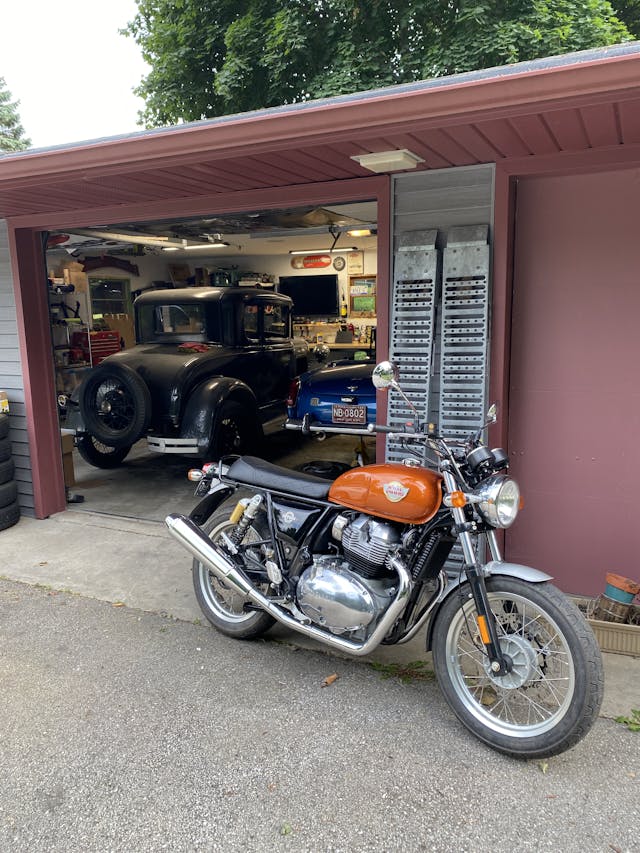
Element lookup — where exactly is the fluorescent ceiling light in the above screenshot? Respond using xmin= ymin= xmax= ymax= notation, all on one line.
xmin=351 ymin=149 xmax=424 ymax=173
xmin=163 ymin=240 xmax=229 ymax=251
xmin=288 ymin=247 xmax=358 ymax=255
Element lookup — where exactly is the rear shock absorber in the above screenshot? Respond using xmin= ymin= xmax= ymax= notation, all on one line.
xmin=227 ymin=494 xmax=263 ymax=549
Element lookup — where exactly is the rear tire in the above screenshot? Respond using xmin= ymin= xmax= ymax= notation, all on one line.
xmin=192 ymin=497 xmax=275 ymax=639
xmin=76 ymin=433 xmax=132 ymax=469
xmin=209 ymin=402 xmax=259 ymax=461
xmin=431 ymin=577 xmax=604 ymax=758
xmin=79 ymin=363 xmax=151 ymax=448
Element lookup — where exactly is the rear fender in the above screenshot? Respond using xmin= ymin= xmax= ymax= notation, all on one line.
xmin=425 ymin=561 xmax=553 ymax=651
xmin=180 ymin=377 xmax=259 ymax=455
xmin=189 ymin=482 xmax=236 ymax=526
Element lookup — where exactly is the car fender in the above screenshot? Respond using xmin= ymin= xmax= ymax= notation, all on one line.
xmin=425 ymin=561 xmax=553 ymax=651
xmin=180 ymin=376 xmax=260 ymax=454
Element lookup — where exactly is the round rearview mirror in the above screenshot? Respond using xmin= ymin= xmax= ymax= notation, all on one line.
xmin=372 ymin=361 xmax=400 ymax=389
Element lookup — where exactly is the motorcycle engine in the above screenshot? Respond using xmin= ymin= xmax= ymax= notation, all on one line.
xmin=295 ymin=514 xmax=401 ymax=635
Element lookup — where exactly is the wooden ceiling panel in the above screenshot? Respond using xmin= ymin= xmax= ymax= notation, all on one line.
xmin=579 ymin=103 xmax=620 ymax=148
xmin=540 ymin=108 xmax=590 ymax=152
xmin=471 ymin=119 xmax=531 ymax=157
xmin=507 ymin=115 xmax=559 ymax=155
xmin=617 ymin=98 xmax=640 ymax=144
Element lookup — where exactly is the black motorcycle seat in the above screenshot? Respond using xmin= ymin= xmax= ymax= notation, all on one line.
xmin=227 ymin=455 xmax=332 ymax=500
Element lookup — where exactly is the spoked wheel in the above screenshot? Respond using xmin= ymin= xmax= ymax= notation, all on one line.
xmin=76 ymin=433 xmax=132 ymax=469
xmin=79 ymin=364 xmax=151 ymax=448
xmin=209 ymin=402 xmax=259 ymax=460
xmin=431 ymin=577 xmax=604 ymax=758
xmin=192 ymin=498 xmax=275 ymax=639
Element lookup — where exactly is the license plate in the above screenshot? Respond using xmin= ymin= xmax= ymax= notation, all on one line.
xmin=332 ymin=404 xmax=367 ymax=424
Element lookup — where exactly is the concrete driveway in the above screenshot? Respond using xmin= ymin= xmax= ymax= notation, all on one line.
xmin=1 ymin=577 xmax=639 ymax=852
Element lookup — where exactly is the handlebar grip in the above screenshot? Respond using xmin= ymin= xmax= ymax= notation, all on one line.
xmin=367 ymin=423 xmax=405 ymax=434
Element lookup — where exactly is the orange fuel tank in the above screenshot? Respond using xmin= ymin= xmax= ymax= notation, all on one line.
xmin=328 ymin=463 xmax=443 ymax=525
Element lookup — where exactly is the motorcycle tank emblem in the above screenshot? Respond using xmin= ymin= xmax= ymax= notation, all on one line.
xmin=383 ymin=481 xmax=410 ymax=503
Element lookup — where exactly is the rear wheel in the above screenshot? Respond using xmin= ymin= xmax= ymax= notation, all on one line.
xmin=431 ymin=577 xmax=604 ymax=758
xmin=76 ymin=433 xmax=132 ymax=469
xmin=192 ymin=497 xmax=275 ymax=639
xmin=79 ymin=363 xmax=151 ymax=448
xmin=209 ymin=401 xmax=259 ymax=460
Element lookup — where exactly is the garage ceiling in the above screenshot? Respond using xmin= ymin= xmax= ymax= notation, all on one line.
xmin=45 ymin=202 xmax=379 ymax=259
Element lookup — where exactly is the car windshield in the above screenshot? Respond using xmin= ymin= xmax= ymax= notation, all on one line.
xmin=137 ymin=302 xmax=218 ymax=343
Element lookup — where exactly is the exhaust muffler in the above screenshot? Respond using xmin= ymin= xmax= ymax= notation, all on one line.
xmin=165 ymin=513 xmax=412 ymax=656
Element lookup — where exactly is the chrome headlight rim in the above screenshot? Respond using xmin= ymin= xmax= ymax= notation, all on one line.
xmin=476 ymin=475 xmax=520 ymax=528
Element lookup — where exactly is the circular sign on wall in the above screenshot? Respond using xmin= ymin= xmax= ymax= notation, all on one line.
xmin=333 ymin=256 xmax=346 ymax=271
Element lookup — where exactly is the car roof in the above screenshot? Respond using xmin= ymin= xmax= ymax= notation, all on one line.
xmin=135 ymin=286 xmax=291 ymax=305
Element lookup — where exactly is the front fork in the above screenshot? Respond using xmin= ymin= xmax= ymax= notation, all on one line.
xmin=443 ymin=470 xmax=511 ymax=677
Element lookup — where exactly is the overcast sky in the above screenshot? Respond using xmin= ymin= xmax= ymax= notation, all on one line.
xmin=3 ymin=0 xmax=150 ymax=149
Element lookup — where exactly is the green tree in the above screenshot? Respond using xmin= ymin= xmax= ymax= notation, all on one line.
xmin=611 ymin=0 xmax=640 ymax=35
xmin=0 ymin=77 xmax=30 ymax=153
xmin=124 ymin=0 xmax=632 ymax=128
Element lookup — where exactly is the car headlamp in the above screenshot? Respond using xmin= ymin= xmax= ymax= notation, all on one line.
xmin=476 ymin=475 xmax=520 ymax=528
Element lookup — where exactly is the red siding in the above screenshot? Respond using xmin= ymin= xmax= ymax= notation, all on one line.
xmin=506 ymin=168 xmax=640 ymax=595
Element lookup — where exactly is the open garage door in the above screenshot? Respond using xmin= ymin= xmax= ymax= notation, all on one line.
xmin=506 ymin=169 xmax=640 ymax=596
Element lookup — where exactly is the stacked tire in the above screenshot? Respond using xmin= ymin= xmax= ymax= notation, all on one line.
xmin=0 ymin=412 xmax=20 ymax=531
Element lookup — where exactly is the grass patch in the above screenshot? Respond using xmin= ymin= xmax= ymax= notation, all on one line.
xmin=615 ymin=709 xmax=640 ymax=732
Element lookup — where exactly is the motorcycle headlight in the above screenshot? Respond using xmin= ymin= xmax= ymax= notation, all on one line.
xmin=476 ymin=475 xmax=520 ymax=528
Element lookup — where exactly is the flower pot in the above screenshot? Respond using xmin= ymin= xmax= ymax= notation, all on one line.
xmin=594 ymin=594 xmax=632 ymax=624
xmin=604 ymin=573 xmax=640 ymax=604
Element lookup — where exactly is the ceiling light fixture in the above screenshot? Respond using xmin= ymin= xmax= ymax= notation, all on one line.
xmin=162 ymin=239 xmax=230 ymax=252
xmin=288 ymin=247 xmax=358 ymax=256
xmin=350 ymin=149 xmax=424 ymax=173
xmin=346 ymin=227 xmax=377 ymax=237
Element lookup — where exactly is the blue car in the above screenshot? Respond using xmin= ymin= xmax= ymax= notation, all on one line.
xmin=285 ymin=360 xmax=376 ymax=436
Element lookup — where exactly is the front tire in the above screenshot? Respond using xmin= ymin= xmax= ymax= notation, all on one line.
xmin=431 ymin=577 xmax=604 ymax=758
xmin=192 ymin=497 xmax=275 ymax=639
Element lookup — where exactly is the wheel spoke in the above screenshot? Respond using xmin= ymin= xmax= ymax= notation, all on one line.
xmin=445 ymin=588 xmax=576 ymax=737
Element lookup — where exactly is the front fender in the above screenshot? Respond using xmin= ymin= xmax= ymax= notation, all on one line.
xmin=425 ymin=561 xmax=553 ymax=651
xmin=180 ymin=377 xmax=259 ymax=454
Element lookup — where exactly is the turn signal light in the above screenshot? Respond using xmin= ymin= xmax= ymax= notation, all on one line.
xmin=187 ymin=469 xmax=204 ymax=482
xmin=450 ymin=491 xmax=467 ymax=508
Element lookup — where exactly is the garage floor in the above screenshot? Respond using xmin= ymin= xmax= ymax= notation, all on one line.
xmin=67 ymin=431 xmax=377 ymax=521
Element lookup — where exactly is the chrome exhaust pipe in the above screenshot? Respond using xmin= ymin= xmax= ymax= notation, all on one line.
xmin=165 ymin=513 xmax=412 ymax=657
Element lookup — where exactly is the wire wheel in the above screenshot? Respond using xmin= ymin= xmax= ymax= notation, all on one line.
xmin=432 ymin=577 xmax=603 ymax=757
xmin=79 ymin=364 xmax=150 ymax=448
xmin=192 ymin=499 xmax=275 ymax=639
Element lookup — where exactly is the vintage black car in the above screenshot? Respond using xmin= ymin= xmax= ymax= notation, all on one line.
xmin=70 ymin=287 xmax=308 ymax=468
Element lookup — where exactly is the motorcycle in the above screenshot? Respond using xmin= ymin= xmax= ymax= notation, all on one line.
xmin=165 ymin=361 xmax=604 ymax=758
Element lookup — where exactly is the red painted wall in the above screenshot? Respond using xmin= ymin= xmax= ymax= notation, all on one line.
xmin=506 ymin=168 xmax=640 ymax=596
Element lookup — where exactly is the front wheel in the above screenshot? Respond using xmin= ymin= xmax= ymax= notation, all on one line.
xmin=431 ymin=577 xmax=604 ymax=758
xmin=192 ymin=497 xmax=275 ymax=639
